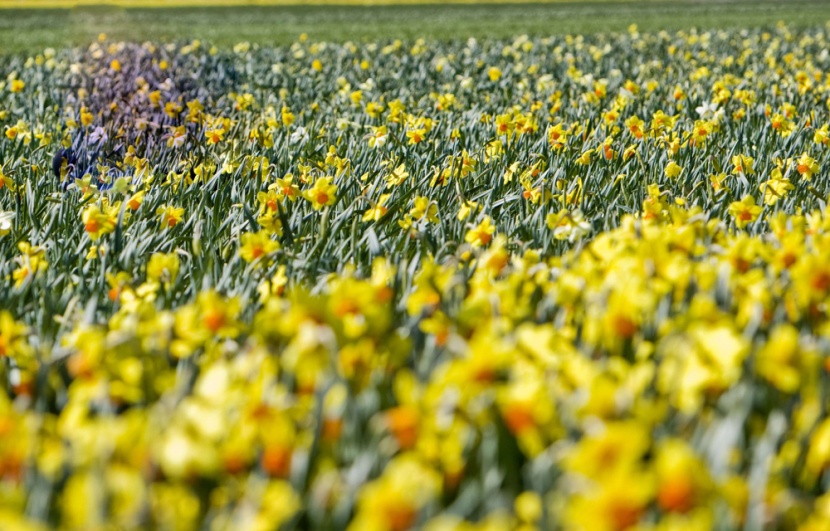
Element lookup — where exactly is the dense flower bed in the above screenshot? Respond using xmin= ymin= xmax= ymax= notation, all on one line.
xmin=2 ymin=25 xmax=830 ymax=529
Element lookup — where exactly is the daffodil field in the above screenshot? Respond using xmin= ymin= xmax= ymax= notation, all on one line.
xmin=5 ymin=23 xmax=830 ymax=529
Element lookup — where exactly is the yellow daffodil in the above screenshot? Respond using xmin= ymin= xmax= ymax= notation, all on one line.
xmin=303 ymin=177 xmax=337 ymax=210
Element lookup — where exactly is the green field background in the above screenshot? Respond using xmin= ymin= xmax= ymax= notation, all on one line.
xmin=1 ymin=1 xmax=830 ymax=54
xmin=0 ymin=0 xmax=656 ymax=7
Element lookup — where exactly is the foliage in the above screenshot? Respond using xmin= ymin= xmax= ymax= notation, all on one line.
xmin=2 ymin=24 xmax=830 ymax=529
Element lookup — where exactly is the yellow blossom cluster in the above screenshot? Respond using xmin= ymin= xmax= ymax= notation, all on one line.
xmin=3 ymin=23 xmax=830 ymax=529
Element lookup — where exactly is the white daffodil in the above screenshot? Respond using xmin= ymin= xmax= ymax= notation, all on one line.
xmin=0 ymin=211 xmax=14 ymax=237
